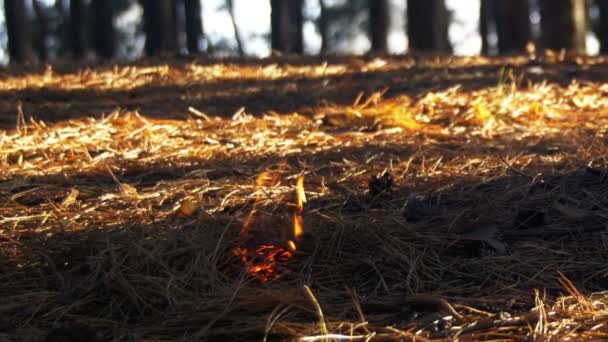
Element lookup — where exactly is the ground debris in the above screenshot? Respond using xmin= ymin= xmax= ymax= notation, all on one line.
xmin=2 ymin=56 xmax=608 ymax=341
xmin=368 ymin=169 xmax=394 ymax=196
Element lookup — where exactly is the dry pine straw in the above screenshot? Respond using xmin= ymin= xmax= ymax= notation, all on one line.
xmin=1 ymin=58 xmax=608 ymax=340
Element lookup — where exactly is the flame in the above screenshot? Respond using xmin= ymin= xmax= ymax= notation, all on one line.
xmin=235 ymin=171 xmax=306 ymax=282
xmin=293 ymin=214 xmax=304 ymax=241
xmin=294 ymin=175 xmax=306 ymax=240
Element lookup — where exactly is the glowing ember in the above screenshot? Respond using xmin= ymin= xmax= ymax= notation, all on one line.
xmin=235 ymin=172 xmax=306 ymax=281
xmin=233 ymin=245 xmax=293 ymax=281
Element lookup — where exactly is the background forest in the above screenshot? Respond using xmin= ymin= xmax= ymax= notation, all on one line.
xmin=2 ymin=0 xmax=608 ymax=65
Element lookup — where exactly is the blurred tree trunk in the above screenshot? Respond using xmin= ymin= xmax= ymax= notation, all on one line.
xmin=226 ymin=0 xmax=244 ymax=56
xmin=91 ymin=0 xmax=115 ymax=59
xmin=70 ymin=0 xmax=87 ymax=59
xmin=290 ymin=0 xmax=304 ymax=54
xmin=271 ymin=0 xmax=289 ymax=52
xmin=32 ymin=0 xmax=48 ymax=62
xmin=369 ymin=0 xmax=389 ymax=53
xmin=495 ymin=0 xmax=530 ymax=54
xmin=184 ymin=0 xmax=203 ymax=54
xmin=318 ymin=0 xmax=328 ymax=53
xmin=5 ymin=0 xmax=33 ymax=64
xmin=55 ymin=0 xmax=70 ymax=57
xmin=271 ymin=0 xmax=303 ymax=54
xmin=597 ymin=0 xmax=608 ymax=54
xmin=539 ymin=0 xmax=587 ymax=53
xmin=407 ymin=0 xmax=451 ymax=53
xmin=143 ymin=0 xmax=178 ymax=56
xmin=479 ymin=0 xmax=494 ymax=55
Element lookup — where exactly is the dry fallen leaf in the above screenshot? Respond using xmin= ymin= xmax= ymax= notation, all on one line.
xmin=177 ymin=199 xmax=198 ymax=217
xmin=60 ymin=188 xmax=80 ymax=207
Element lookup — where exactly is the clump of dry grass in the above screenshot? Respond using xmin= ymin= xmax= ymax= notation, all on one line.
xmin=2 ymin=57 xmax=608 ymax=341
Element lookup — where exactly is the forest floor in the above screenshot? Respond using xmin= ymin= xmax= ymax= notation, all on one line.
xmin=2 ymin=55 xmax=608 ymax=341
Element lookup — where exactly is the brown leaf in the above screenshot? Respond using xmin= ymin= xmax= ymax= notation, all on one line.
xmin=178 ymin=199 xmax=198 ymax=217
xmin=60 ymin=188 xmax=80 ymax=207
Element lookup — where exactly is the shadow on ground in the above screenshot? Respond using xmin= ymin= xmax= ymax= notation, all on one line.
xmin=1 ymin=57 xmax=605 ymax=128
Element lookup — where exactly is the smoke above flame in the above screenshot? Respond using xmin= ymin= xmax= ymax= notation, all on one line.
xmin=234 ymin=171 xmax=306 ymax=282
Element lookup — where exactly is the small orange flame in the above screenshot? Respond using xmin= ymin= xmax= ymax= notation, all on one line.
xmin=288 ymin=240 xmax=297 ymax=251
xmin=293 ymin=214 xmax=304 ymax=241
xmin=296 ymin=176 xmax=307 ymax=209
xmin=235 ymin=171 xmax=306 ymax=282
xmin=293 ymin=175 xmax=306 ymax=240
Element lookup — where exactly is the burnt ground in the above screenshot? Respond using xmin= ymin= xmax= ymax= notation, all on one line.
xmin=1 ymin=55 xmax=608 ymax=341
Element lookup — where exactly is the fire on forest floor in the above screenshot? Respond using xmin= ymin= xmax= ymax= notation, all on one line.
xmin=1 ymin=57 xmax=608 ymax=341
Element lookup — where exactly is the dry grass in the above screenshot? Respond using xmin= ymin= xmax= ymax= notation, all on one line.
xmin=1 ymin=56 xmax=608 ymax=341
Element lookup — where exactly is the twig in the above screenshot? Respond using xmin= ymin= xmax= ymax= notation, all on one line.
xmin=299 ymin=333 xmax=376 ymax=341
xmin=498 ymin=156 xmax=533 ymax=179
xmin=304 ymin=286 xmax=329 ymax=341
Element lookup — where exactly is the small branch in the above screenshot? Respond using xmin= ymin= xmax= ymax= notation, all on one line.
xmin=299 ymin=333 xmax=376 ymax=341
xmin=303 ymin=285 xmax=329 ymax=339
xmin=498 ymin=156 xmax=533 ymax=179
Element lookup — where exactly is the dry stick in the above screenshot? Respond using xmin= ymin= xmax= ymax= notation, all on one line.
xmin=188 ymin=106 xmax=211 ymax=121
xmin=498 ymin=155 xmax=533 ymax=180
xmin=433 ymin=312 xmax=538 ymax=339
xmin=263 ymin=305 xmax=293 ymax=342
xmin=16 ymin=101 xmax=26 ymax=135
xmin=453 ymin=303 xmax=494 ymax=317
xmin=303 ymin=286 xmax=329 ymax=339
xmin=346 ymin=287 xmax=372 ymax=335
xmin=401 ymin=295 xmax=466 ymax=322
xmin=299 ymin=333 xmax=376 ymax=341
xmin=558 ymin=272 xmax=594 ymax=310
xmin=534 ymin=289 xmax=549 ymax=338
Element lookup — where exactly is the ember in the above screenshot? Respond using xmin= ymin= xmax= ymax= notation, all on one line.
xmin=235 ymin=172 xmax=306 ymax=281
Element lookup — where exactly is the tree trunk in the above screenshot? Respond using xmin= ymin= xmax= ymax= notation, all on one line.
xmin=369 ymin=0 xmax=389 ymax=53
xmin=479 ymin=0 xmax=495 ymax=55
xmin=143 ymin=0 xmax=178 ymax=56
xmin=271 ymin=0 xmax=288 ymax=52
xmin=495 ymin=0 xmax=531 ymax=54
xmin=91 ymin=0 xmax=115 ymax=59
xmin=596 ymin=0 xmax=608 ymax=53
xmin=318 ymin=0 xmax=328 ymax=53
xmin=54 ymin=0 xmax=70 ymax=57
xmin=271 ymin=0 xmax=303 ymax=54
xmin=32 ymin=0 xmax=48 ymax=62
xmin=5 ymin=0 xmax=33 ymax=64
xmin=226 ymin=0 xmax=244 ymax=56
xmin=70 ymin=0 xmax=87 ymax=59
xmin=539 ymin=0 xmax=587 ymax=53
xmin=407 ymin=0 xmax=451 ymax=53
xmin=290 ymin=0 xmax=304 ymax=54
xmin=184 ymin=0 xmax=203 ymax=54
